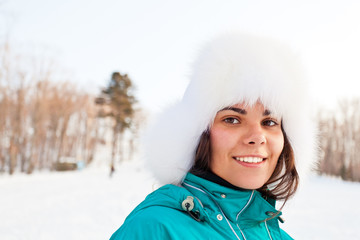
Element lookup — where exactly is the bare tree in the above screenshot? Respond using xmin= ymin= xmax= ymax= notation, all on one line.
xmin=318 ymin=98 xmax=360 ymax=181
xmin=0 ymin=40 xmax=103 ymax=174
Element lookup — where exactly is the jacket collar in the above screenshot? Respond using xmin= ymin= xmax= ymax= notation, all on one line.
xmin=182 ymin=173 xmax=281 ymax=224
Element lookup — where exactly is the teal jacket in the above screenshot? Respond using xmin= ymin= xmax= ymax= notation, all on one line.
xmin=110 ymin=173 xmax=293 ymax=240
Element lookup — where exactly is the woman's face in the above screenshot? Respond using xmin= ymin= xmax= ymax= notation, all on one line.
xmin=209 ymin=102 xmax=284 ymax=189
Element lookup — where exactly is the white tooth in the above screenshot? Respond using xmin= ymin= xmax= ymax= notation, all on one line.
xmin=235 ymin=157 xmax=264 ymax=163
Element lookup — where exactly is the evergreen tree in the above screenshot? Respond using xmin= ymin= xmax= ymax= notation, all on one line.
xmin=96 ymin=72 xmax=136 ymax=173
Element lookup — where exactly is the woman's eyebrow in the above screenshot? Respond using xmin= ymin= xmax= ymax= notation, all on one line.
xmin=263 ymin=109 xmax=271 ymax=116
xmin=219 ymin=107 xmax=272 ymax=116
xmin=219 ymin=107 xmax=247 ymax=114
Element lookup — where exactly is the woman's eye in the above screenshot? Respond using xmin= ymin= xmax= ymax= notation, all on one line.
xmin=262 ymin=119 xmax=278 ymax=126
xmin=223 ymin=117 xmax=240 ymax=124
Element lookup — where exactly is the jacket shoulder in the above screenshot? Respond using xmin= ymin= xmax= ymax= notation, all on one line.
xmin=110 ymin=184 xmax=201 ymax=240
xmin=110 ymin=206 xmax=176 ymax=239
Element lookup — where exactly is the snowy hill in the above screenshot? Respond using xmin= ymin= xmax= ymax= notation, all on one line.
xmin=0 ymin=160 xmax=359 ymax=240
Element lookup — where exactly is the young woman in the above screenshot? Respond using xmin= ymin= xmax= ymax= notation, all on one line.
xmin=110 ymin=33 xmax=317 ymax=240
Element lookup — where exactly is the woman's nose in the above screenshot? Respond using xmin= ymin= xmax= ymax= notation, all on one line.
xmin=243 ymin=126 xmax=266 ymax=145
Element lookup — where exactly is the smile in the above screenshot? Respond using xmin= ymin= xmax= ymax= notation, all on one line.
xmin=233 ymin=157 xmax=265 ymax=163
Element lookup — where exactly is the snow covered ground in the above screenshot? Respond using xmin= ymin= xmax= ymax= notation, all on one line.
xmin=1 ymin=160 xmax=359 ymax=240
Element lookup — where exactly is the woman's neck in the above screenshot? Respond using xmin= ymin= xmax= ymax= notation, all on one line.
xmin=193 ymin=170 xmax=247 ymax=191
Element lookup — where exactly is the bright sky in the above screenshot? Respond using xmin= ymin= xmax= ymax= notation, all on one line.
xmin=1 ymin=0 xmax=360 ymax=113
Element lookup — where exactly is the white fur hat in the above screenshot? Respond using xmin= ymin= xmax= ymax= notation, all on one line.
xmin=144 ymin=33 xmax=317 ymax=185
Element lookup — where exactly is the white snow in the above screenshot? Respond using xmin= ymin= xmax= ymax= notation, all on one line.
xmin=1 ymin=160 xmax=359 ymax=240
xmin=282 ymin=175 xmax=360 ymax=239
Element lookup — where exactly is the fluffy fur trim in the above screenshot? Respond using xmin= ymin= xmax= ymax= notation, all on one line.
xmin=144 ymin=33 xmax=318 ymax=185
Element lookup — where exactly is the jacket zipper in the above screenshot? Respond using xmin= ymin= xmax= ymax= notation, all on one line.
xmin=264 ymin=220 xmax=273 ymax=240
xmin=235 ymin=190 xmax=254 ymax=240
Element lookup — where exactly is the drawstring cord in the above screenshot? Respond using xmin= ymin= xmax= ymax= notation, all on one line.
xmin=181 ymin=196 xmax=202 ymax=222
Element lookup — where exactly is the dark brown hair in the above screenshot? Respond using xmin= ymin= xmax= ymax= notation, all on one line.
xmin=189 ymin=126 xmax=299 ymax=203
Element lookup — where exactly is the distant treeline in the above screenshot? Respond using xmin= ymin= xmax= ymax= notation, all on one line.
xmin=0 ymin=80 xmax=100 ymax=174
xmin=0 ymin=41 xmax=98 ymax=174
xmin=0 ymin=41 xmax=141 ymax=174
xmin=317 ymin=99 xmax=360 ymax=182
